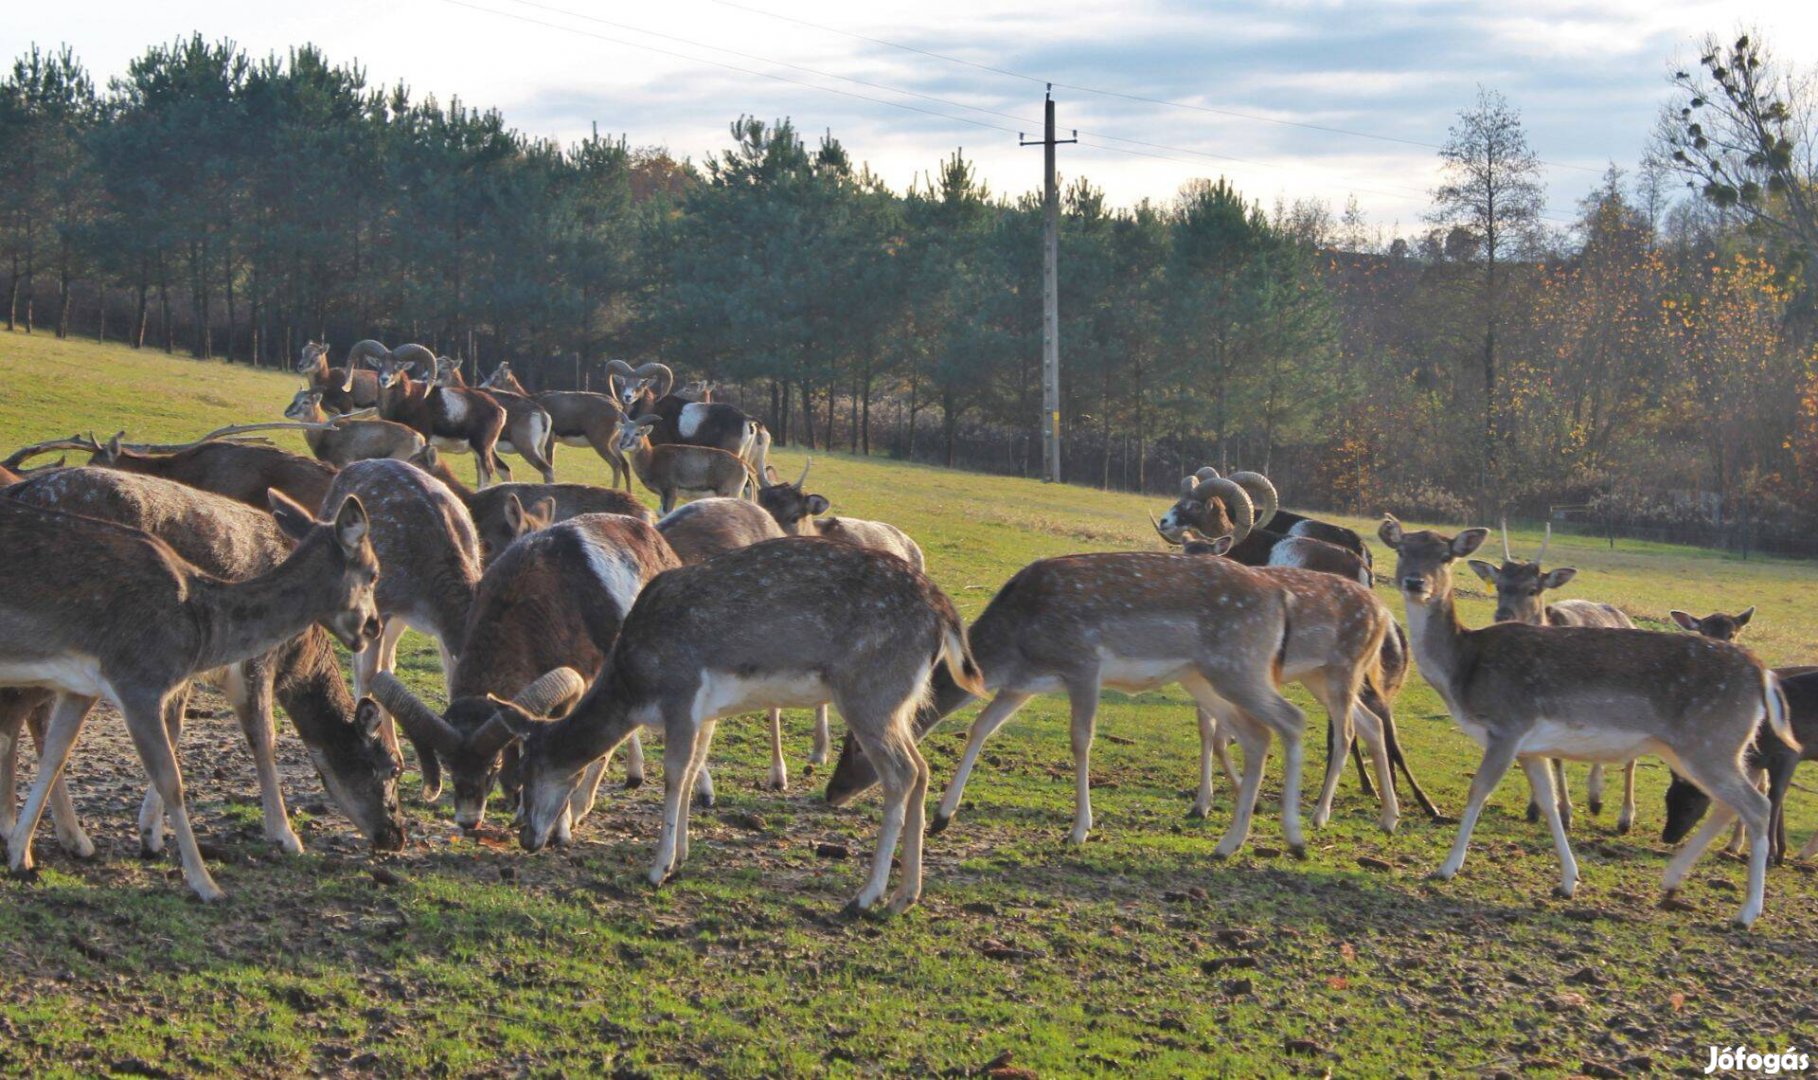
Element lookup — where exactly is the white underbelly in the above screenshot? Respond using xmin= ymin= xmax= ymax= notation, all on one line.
xmin=1097 ymin=652 xmax=1194 ymax=692
xmin=0 ymin=655 xmax=111 ymax=701
xmin=431 ymin=436 xmax=472 ymax=454
xmin=1519 ymin=718 xmax=1657 ymax=763
xmin=496 ymin=439 xmax=520 ymax=455
xmin=694 ymin=670 xmax=831 ymax=717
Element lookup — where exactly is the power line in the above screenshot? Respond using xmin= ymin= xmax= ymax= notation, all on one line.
xmin=696 ymin=0 xmax=1605 ymax=175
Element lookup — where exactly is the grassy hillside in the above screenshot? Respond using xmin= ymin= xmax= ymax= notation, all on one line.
xmin=2 ymin=331 xmax=1816 ymax=1077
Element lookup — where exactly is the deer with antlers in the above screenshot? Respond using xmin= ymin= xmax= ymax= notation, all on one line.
xmin=1378 ymin=516 xmax=1796 ymax=927
xmin=1 ymin=468 xmax=405 ymax=857
xmin=0 ymin=489 xmax=381 ymax=900
xmin=353 ymin=341 xmax=508 ymax=488
xmin=7 ymin=428 xmax=339 ymax=511
xmin=1469 ymin=521 xmax=1640 ymax=833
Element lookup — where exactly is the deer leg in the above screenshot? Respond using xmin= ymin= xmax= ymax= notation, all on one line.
xmin=1225 ymin=682 xmax=1308 ymax=856
xmin=1305 ymin=672 xmax=1353 ymax=830
xmin=1205 ymin=707 xmax=1270 ymax=859
xmin=1722 ymin=767 xmax=1763 ymax=856
xmin=673 ymin=719 xmax=718 ymax=873
xmin=1664 ymin=756 xmax=1771 ymax=927
xmin=0 ymin=697 xmax=17 ymax=838
xmin=21 ymin=697 xmax=94 ymax=859
xmin=226 ymin=660 xmax=303 ymax=854
xmin=7 ymin=693 xmax=96 ymax=876
xmin=1064 ymin=678 xmax=1102 ymax=846
xmin=648 ymin=706 xmax=699 ymax=886
xmin=931 ymin=690 xmax=1034 ymax=833
xmin=1764 ymin=761 xmax=1795 ymax=866
xmin=137 ymin=684 xmax=189 ymax=856
xmin=622 ymin=731 xmax=645 ymax=789
xmin=1554 ymin=758 xmax=1573 ymax=831
xmin=1796 ymin=828 xmax=1818 ymax=862
xmin=1615 ymin=759 xmax=1638 ymax=835
xmin=809 ymin=704 xmax=832 ymax=766
xmin=126 ymin=691 xmax=224 ymax=902
xmin=693 ymin=760 xmax=716 ymax=809
xmin=1349 ymin=700 xmax=1399 ymax=835
xmin=1587 ymin=763 xmax=1606 ymax=817
xmin=1521 ymin=755 xmax=1580 ymax=898
xmin=764 ymin=708 xmax=788 ymax=792
xmin=1434 ymin=736 xmax=1520 ymax=882
xmin=1192 ymin=706 xmax=1219 ymax=819
xmin=1377 ymin=696 xmax=1442 ymax=821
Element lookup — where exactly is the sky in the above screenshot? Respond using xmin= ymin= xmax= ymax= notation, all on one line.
xmin=7 ymin=1 xmax=1817 ymax=233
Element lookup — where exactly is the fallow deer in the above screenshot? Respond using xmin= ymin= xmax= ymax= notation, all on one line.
xmin=4 ymin=430 xmax=339 ymax=511
xmin=321 ymin=459 xmax=483 ymax=800
xmin=1378 ymin=516 xmax=1796 ymax=927
xmin=617 ymin=416 xmax=756 ymax=513
xmin=358 ymin=342 xmax=508 ymax=488
xmin=502 ymin=538 xmax=985 ymax=915
xmin=368 ymin=513 xmax=688 ymax=829
xmin=0 ymin=490 xmax=380 ymax=900
xmin=1468 ymin=521 xmax=1639 ymax=833
xmin=0 ymin=467 xmax=404 ymax=856
xmin=479 ymin=362 xmax=632 ymax=491
xmin=283 ymin=389 xmax=425 ymax=467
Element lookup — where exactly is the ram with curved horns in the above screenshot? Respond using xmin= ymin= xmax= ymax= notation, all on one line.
xmin=355 ymin=340 xmax=509 ymax=488
xmin=606 ymin=359 xmax=766 ymax=474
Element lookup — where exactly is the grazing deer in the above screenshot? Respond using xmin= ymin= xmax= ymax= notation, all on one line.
xmin=322 ymin=459 xmax=483 ymax=800
xmin=357 ymin=342 xmax=508 ymax=488
xmin=479 ymin=362 xmax=633 ymax=491
xmin=617 ymin=416 xmax=756 ymax=513
xmin=754 ymin=459 xmax=924 ymax=786
xmin=1152 ymin=470 xmax=1439 ymax=821
xmin=0 ymin=467 xmax=405 ymax=856
xmin=283 ymin=389 xmax=425 ymax=467
xmin=404 ymin=446 xmax=650 ymax=565
xmin=502 ymin=538 xmax=984 ymax=916
xmin=433 ymin=357 xmax=556 ymax=483
xmin=3 ymin=430 xmax=339 ymax=511
xmin=0 ymin=490 xmax=380 ymax=900
xmin=367 ymin=513 xmax=688 ymax=829
xmin=1378 ymin=516 xmax=1796 ymax=927
xmin=296 ymin=341 xmax=382 ymax=413
xmin=1468 ymin=521 xmax=1640 ymax=833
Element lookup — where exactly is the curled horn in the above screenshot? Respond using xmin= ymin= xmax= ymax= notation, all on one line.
xmin=635 ymin=362 xmax=674 ymax=401
xmin=1193 ymin=466 xmax=1221 ymax=483
xmin=370 ymin=673 xmax=463 ymax=758
xmin=1534 ymin=522 xmax=1552 ymax=568
xmin=514 ymin=667 xmax=587 ymax=717
xmin=392 ymin=344 xmax=438 ymax=377
xmin=346 ymin=339 xmax=390 ymax=370
xmin=605 ymin=359 xmax=636 ymax=376
xmin=1500 ymin=517 xmax=1513 ymax=563
xmin=1225 ymin=471 xmax=1278 ymax=531
xmin=1193 ymin=477 xmax=1254 ymax=544
xmin=1149 ymin=511 xmax=1183 ymax=546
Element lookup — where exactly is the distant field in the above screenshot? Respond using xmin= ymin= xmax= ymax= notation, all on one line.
xmin=1 ymin=331 xmax=1815 ymax=1077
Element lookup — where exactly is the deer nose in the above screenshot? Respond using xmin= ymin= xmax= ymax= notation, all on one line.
xmin=1401 ymin=577 xmax=1424 ymax=592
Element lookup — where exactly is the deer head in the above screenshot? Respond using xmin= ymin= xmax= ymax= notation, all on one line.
xmin=1466 ymin=520 xmax=1575 ymax=624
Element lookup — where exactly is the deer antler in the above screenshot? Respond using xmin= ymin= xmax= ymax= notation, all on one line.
xmin=3 ymin=433 xmax=102 ymax=469
xmin=1500 ymin=517 xmax=1513 ymax=563
xmin=126 ymin=423 xmax=325 ymax=454
xmin=1534 ymin=522 xmax=1552 ymax=568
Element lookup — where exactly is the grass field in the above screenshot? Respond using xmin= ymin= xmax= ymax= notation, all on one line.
xmin=1 ymin=331 xmax=1816 ymax=1078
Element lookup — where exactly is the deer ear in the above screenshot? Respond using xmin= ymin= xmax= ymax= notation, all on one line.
xmin=1377 ymin=515 xmax=1403 ymax=548
xmin=806 ymin=495 xmax=831 ymax=516
xmin=1540 ymin=567 xmax=1577 ymax=590
xmin=504 ymin=492 xmax=527 ymax=532
xmin=355 ymin=697 xmax=386 ymax=737
xmin=529 ymin=497 xmax=557 ymax=527
xmin=1467 ymin=560 xmax=1499 ymax=585
xmin=268 ymin=488 xmax=316 ymax=540
xmin=1669 ymin=610 xmax=1700 ymax=631
xmin=1735 ymin=606 xmax=1755 ymax=628
xmin=1201 ymin=533 xmax=1236 ymax=556
xmin=1451 ymin=528 xmax=1489 ymax=558
xmin=332 ymin=495 xmax=371 ymax=553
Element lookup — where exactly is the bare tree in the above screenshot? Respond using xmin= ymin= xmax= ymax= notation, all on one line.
xmin=1431 ymin=86 xmax=1546 ymax=505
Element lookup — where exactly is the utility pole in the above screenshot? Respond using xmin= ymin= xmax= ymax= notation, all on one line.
xmin=1021 ymin=86 xmax=1075 ymax=484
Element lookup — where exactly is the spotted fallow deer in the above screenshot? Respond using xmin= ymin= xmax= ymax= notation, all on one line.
xmin=320 ymin=459 xmax=482 ymax=801
xmin=0 ymin=468 xmax=404 ymax=857
xmin=1378 ymin=516 xmax=1796 ymax=927
xmin=828 ymin=541 xmax=1404 ymax=859
xmin=5 ymin=429 xmax=339 ymax=511
xmin=1468 ymin=521 xmax=1639 ymax=833
xmin=0 ymin=490 xmax=381 ymax=900
xmin=283 ymin=389 xmax=425 ymax=468
xmin=502 ymin=537 xmax=985 ymax=915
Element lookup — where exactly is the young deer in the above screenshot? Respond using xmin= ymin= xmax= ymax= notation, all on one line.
xmin=0 ymin=491 xmax=380 ymax=900
xmin=1378 ymin=516 xmax=1796 ymax=927
xmin=1469 ymin=521 xmax=1639 ymax=833
xmin=322 ymin=459 xmax=483 ymax=800
xmin=0 ymin=468 xmax=405 ymax=856
xmin=504 ymin=538 xmax=984 ymax=915
xmin=367 ymin=513 xmax=687 ymax=829
xmin=284 ymin=389 xmax=425 ymax=467
xmin=479 ymin=362 xmax=632 ymax=491
xmin=617 ymin=416 xmax=756 ymax=513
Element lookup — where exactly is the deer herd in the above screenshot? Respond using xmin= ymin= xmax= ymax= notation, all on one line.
xmin=0 ymin=340 xmax=1808 ymax=927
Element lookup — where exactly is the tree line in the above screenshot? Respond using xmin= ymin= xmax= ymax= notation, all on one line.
xmin=3 ymin=32 xmax=1815 ymax=551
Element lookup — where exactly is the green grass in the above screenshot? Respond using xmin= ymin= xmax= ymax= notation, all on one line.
xmin=2 ymin=331 xmax=1817 ymax=1077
